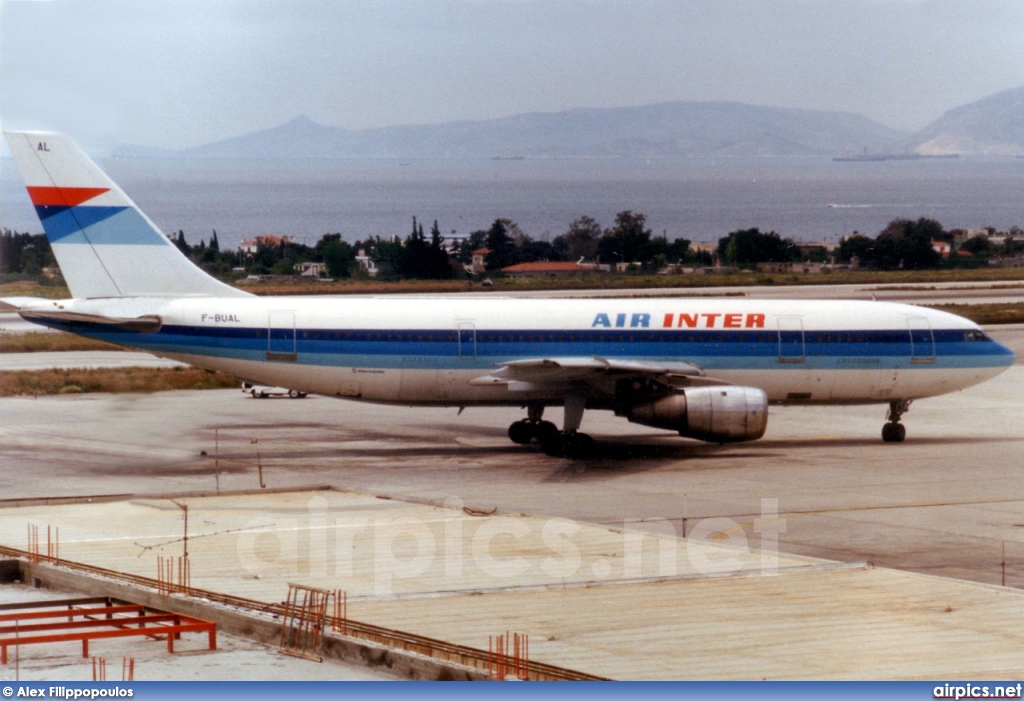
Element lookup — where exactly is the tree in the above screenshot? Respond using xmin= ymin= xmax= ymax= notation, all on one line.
xmin=1002 ymin=227 xmax=1024 ymax=256
xmin=872 ymin=218 xmax=942 ymax=270
xmin=554 ymin=215 xmax=601 ymax=262
xmin=370 ymin=236 xmax=406 ymax=279
xmin=484 ymin=218 xmax=517 ymax=271
xmin=959 ymin=234 xmax=992 ymax=257
xmin=836 ymin=234 xmax=874 ymax=265
xmin=647 ymin=233 xmax=691 ymax=264
xmin=599 ymin=211 xmax=653 ymax=264
xmin=425 ymin=220 xmax=453 ymax=279
xmin=459 ymin=230 xmax=488 ymax=266
xmin=717 ymin=228 xmax=799 ymax=267
xmin=318 ymin=233 xmax=355 ymax=278
xmin=0 ymin=230 xmax=55 ymax=277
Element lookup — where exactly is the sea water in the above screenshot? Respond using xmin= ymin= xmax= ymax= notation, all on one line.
xmin=2 ymin=155 xmax=1023 ymax=248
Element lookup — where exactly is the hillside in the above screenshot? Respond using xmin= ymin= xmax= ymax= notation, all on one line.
xmin=910 ymin=87 xmax=1024 ymax=156
xmin=155 ymin=102 xmax=906 ymax=160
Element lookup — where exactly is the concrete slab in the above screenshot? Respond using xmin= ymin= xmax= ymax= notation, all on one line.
xmin=1 ymin=490 xmax=1023 ymax=680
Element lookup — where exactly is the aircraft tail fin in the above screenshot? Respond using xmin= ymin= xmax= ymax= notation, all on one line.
xmin=3 ymin=131 xmax=248 ymax=299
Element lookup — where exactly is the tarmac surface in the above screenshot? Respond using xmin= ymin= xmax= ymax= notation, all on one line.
xmin=1 ymin=324 xmax=1023 ymax=590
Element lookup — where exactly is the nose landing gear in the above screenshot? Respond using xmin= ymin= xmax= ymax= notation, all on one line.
xmin=882 ymin=399 xmax=911 ymax=443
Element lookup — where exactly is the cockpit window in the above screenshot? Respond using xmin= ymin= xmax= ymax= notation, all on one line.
xmin=965 ymin=330 xmax=988 ymax=342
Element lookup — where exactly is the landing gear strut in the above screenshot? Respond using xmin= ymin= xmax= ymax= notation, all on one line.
xmin=541 ymin=394 xmax=595 ymax=459
xmin=881 ymin=399 xmax=911 ymax=443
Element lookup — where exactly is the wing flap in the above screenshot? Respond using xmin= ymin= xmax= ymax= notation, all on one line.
xmin=469 ymin=356 xmax=714 ymax=390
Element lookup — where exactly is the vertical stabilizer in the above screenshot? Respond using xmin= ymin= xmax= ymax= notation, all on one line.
xmin=4 ymin=131 xmax=248 ymax=299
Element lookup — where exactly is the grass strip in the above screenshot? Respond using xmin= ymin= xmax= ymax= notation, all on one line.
xmin=0 ymin=331 xmax=122 ymax=353
xmin=0 ymin=366 xmax=240 ymax=397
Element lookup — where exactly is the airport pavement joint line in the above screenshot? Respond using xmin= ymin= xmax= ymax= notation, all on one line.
xmin=0 ymin=484 xmax=336 ymax=510
xmin=340 ymin=560 xmax=873 ymax=602
xmin=595 ymin=494 xmax=1024 ymax=530
xmin=0 ymin=546 xmax=607 ymax=681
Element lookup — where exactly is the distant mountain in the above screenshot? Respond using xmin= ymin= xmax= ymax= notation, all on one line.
xmin=119 ymin=102 xmax=907 ymax=160
xmin=909 ymin=87 xmax=1024 ymax=156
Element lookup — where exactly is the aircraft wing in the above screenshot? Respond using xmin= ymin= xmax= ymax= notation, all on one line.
xmin=469 ymin=356 xmax=726 ymax=392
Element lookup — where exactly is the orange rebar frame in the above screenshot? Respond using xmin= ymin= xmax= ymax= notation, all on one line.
xmin=0 ymin=596 xmax=216 ymax=664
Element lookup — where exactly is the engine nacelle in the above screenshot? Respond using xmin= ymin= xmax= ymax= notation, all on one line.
xmin=624 ymin=386 xmax=768 ymax=443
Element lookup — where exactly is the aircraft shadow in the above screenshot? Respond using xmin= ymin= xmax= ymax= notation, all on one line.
xmin=756 ymin=435 xmax=1022 ymax=450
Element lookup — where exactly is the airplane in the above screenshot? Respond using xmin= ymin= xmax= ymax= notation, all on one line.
xmin=0 ymin=131 xmax=1015 ymax=457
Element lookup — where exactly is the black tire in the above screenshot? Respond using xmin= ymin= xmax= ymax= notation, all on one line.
xmin=882 ymin=423 xmax=906 ymax=443
xmin=562 ymin=433 xmax=595 ymax=459
xmin=508 ymin=421 xmax=535 ymax=445
xmin=541 ymin=433 xmax=564 ymax=457
xmin=534 ymin=421 xmax=560 ymax=445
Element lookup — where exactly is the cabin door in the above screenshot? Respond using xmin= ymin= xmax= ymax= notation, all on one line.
xmin=777 ymin=317 xmax=805 ymax=364
xmin=267 ymin=310 xmax=297 ymax=361
xmin=458 ymin=322 xmax=477 ymax=360
xmin=908 ymin=316 xmax=935 ymax=364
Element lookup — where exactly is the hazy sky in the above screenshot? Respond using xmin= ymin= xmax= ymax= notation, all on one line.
xmin=2 ymin=0 xmax=1023 ymax=150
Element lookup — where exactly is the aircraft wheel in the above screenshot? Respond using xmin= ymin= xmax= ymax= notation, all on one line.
xmin=541 ymin=432 xmax=564 ymax=457
xmin=288 ymin=390 xmax=307 ymax=399
xmin=508 ymin=420 xmax=535 ymax=445
xmin=562 ymin=433 xmax=595 ymax=459
xmin=881 ymin=423 xmax=906 ymax=443
xmin=534 ymin=421 xmax=559 ymax=445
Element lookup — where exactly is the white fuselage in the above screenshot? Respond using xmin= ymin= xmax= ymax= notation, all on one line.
xmin=31 ymin=295 xmax=1015 ymax=408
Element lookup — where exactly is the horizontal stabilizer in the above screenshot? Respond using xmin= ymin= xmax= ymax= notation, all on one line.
xmin=19 ymin=309 xmax=162 ymax=333
xmin=0 ymin=297 xmax=51 ymax=312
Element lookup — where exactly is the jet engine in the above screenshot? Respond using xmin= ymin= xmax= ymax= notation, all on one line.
xmin=622 ymin=386 xmax=768 ymax=443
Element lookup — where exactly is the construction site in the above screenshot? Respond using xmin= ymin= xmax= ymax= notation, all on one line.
xmin=1 ymin=320 xmax=1024 ymax=680
xmin=2 ymin=484 xmax=1024 ymax=681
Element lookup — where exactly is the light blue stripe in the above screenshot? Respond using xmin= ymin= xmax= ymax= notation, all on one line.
xmin=43 ymin=206 xmax=169 ymax=246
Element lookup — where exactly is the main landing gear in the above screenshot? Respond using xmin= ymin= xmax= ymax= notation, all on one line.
xmin=882 ymin=399 xmax=911 ymax=443
xmin=508 ymin=398 xmax=595 ymax=458
xmin=508 ymin=403 xmax=559 ymax=446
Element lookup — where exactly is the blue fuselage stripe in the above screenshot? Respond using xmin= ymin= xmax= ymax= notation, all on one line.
xmin=47 ymin=323 xmax=1015 ymax=371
